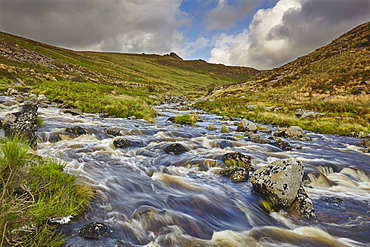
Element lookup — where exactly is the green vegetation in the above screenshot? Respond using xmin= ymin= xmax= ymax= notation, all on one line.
xmin=0 ymin=138 xmax=94 ymax=246
xmin=174 ymin=114 xmax=198 ymax=125
xmin=193 ymin=22 xmax=370 ymax=136
xmin=220 ymin=125 xmax=229 ymax=133
xmin=31 ymin=80 xmax=157 ymax=121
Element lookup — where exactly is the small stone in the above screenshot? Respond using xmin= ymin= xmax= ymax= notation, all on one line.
xmin=206 ymin=124 xmax=217 ymax=130
xmin=78 ymin=222 xmax=109 ymax=240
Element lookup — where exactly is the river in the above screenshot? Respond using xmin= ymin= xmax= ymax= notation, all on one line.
xmin=2 ymin=96 xmax=370 ymax=246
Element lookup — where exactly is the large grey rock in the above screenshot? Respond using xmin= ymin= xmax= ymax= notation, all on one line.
xmin=250 ymin=158 xmax=304 ymax=210
xmin=237 ymin=119 xmax=258 ymax=133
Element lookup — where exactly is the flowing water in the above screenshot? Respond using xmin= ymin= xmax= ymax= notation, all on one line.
xmin=1 ymin=96 xmax=370 ymax=246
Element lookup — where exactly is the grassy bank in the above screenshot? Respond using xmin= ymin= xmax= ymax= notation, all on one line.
xmin=193 ymin=93 xmax=370 ymax=136
xmin=0 ymin=138 xmax=94 ymax=246
xmin=31 ymin=80 xmax=158 ymax=121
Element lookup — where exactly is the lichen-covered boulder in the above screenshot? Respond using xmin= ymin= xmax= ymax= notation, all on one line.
xmin=250 ymin=158 xmax=304 ymax=210
xmin=237 ymin=119 xmax=258 ymax=133
xmin=78 ymin=222 xmax=110 ymax=240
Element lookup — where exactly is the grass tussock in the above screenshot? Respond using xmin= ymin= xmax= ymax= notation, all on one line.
xmin=174 ymin=114 xmax=198 ymax=125
xmin=0 ymin=138 xmax=94 ymax=246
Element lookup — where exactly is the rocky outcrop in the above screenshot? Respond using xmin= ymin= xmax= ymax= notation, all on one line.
xmin=2 ymin=102 xmax=38 ymax=148
xmin=78 ymin=222 xmax=110 ymax=240
xmin=250 ymin=158 xmax=317 ymax=220
xmin=237 ymin=119 xmax=258 ymax=133
xmin=274 ymin=126 xmax=305 ymax=139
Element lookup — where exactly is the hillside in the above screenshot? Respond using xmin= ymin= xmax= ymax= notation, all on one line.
xmin=0 ymin=31 xmax=256 ymax=96
xmin=0 ymin=31 xmax=257 ymax=120
xmin=193 ymin=22 xmax=370 ymax=135
xmin=1 ymin=22 xmax=369 ymax=135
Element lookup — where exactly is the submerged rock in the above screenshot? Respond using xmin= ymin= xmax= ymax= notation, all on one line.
xmin=65 ymin=126 xmax=88 ymax=135
xmin=114 ymin=138 xmax=145 ymax=149
xmin=164 ymin=143 xmax=188 ymax=155
xmin=78 ymin=222 xmax=110 ymax=240
xmin=104 ymin=128 xmax=122 ymax=137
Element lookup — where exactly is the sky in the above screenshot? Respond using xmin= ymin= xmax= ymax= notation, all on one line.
xmin=0 ymin=0 xmax=369 ymax=70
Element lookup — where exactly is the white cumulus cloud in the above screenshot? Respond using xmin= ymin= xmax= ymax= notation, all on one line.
xmin=209 ymin=0 xmax=370 ymax=69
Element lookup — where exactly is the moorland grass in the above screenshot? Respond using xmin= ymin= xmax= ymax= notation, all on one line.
xmin=0 ymin=138 xmax=94 ymax=246
xmin=31 ymin=80 xmax=157 ymax=121
xmin=174 ymin=114 xmax=198 ymax=125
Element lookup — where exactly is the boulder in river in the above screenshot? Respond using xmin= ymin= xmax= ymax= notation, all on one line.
xmin=250 ymin=158 xmax=304 ymax=210
xmin=250 ymin=158 xmax=316 ymax=218
xmin=78 ymin=222 xmax=110 ymax=240
xmin=221 ymin=152 xmax=252 ymax=168
xmin=237 ymin=119 xmax=258 ymax=133
xmin=164 ymin=143 xmax=189 ymax=155
xmin=113 ymin=138 xmax=145 ymax=149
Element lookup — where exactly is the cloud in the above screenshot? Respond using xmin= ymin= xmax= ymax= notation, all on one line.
xmin=0 ymin=0 xmax=189 ymax=55
xmin=204 ymin=0 xmax=258 ymax=32
xmin=209 ymin=0 xmax=370 ymax=69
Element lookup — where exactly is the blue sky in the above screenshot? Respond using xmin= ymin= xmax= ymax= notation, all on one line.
xmin=0 ymin=0 xmax=369 ymax=69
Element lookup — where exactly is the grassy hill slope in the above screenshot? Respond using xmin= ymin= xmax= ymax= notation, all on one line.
xmin=0 ymin=31 xmax=257 ymax=120
xmin=193 ymin=22 xmax=370 ymax=135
